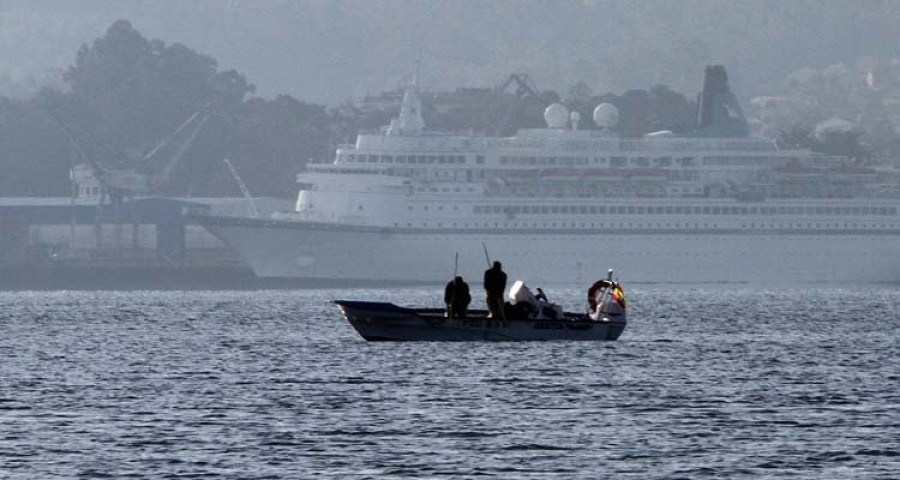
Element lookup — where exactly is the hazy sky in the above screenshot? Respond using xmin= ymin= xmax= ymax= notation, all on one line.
xmin=2 ymin=0 xmax=899 ymax=104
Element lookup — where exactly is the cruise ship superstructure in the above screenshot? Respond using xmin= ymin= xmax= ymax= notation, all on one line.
xmin=199 ymin=66 xmax=900 ymax=284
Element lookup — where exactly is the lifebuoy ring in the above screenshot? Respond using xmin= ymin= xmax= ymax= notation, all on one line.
xmin=587 ymin=279 xmax=614 ymax=311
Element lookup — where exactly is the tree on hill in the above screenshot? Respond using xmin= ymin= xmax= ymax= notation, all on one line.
xmin=0 ymin=97 xmax=71 ymax=196
xmin=777 ymin=125 xmax=874 ymax=161
xmin=60 ymin=20 xmax=255 ymax=166
xmin=204 ymin=95 xmax=329 ymax=198
xmin=564 ymin=84 xmax=695 ymax=137
xmin=0 ymin=19 xmax=331 ymax=198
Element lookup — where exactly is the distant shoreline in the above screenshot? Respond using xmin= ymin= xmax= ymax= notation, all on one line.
xmin=0 ymin=266 xmax=439 ymax=290
xmin=0 ymin=266 xmax=770 ymax=291
xmin=0 ymin=266 xmax=258 ymax=291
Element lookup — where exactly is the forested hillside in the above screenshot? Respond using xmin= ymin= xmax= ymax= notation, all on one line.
xmin=0 ymin=20 xmax=701 ymax=198
xmin=2 ymin=1 xmax=900 ymax=102
xmin=3 ymin=1 xmax=900 ymax=197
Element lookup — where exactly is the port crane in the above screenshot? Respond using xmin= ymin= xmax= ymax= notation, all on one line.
xmin=494 ymin=73 xmax=540 ymax=136
xmin=55 ymin=104 xmax=211 ymax=202
xmin=50 ymin=104 xmax=211 ymax=248
xmin=497 ymin=73 xmax=540 ymax=98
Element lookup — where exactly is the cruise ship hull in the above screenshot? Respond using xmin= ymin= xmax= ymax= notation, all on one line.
xmin=199 ymin=216 xmax=900 ymax=284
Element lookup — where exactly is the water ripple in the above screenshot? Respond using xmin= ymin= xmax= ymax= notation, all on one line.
xmin=1 ymin=286 xmax=898 ymax=478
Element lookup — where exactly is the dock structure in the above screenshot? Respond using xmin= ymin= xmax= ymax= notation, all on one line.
xmin=0 ymin=196 xmax=281 ymax=289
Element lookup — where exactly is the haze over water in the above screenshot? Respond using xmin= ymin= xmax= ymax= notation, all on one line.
xmin=1 ymin=286 xmax=898 ymax=478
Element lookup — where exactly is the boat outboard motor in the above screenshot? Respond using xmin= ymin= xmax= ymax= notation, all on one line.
xmin=509 ymin=280 xmax=563 ymax=319
xmin=509 ymin=280 xmax=538 ymax=314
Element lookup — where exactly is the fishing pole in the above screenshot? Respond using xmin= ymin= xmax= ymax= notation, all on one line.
xmin=481 ymin=242 xmax=491 ymax=267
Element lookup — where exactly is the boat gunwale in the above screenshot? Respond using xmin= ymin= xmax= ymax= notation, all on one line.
xmin=332 ymin=299 xmax=625 ymax=325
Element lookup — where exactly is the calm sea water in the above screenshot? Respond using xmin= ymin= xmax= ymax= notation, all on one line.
xmin=1 ymin=286 xmax=898 ymax=479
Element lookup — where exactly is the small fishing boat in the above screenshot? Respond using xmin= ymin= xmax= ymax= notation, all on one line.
xmin=334 ymin=272 xmax=627 ymax=342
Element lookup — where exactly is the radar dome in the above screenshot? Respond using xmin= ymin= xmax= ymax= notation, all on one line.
xmin=593 ymin=103 xmax=619 ymax=129
xmin=544 ymin=103 xmax=570 ymax=129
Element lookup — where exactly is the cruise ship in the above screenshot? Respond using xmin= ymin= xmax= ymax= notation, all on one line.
xmin=198 ymin=66 xmax=900 ymax=285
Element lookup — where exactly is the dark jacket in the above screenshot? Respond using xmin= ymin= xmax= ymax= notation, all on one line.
xmin=444 ymin=278 xmax=471 ymax=307
xmin=484 ymin=266 xmax=507 ymax=297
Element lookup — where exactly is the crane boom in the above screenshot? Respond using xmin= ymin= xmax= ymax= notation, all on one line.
xmin=47 ymin=111 xmax=108 ymax=180
xmin=148 ymin=105 xmax=211 ymax=191
xmin=46 ymin=103 xmax=211 ymax=197
xmin=223 ymin=158 xmax=260 ymax=218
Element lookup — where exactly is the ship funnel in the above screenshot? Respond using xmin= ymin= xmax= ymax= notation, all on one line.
xmin=694 ymin=65 xmax=749 ymax=137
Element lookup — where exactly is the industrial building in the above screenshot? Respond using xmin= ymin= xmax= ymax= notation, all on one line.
xmin=0 ymin=196 xmax=289 ymax=289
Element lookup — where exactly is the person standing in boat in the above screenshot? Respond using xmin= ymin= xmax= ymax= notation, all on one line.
xmin=484 ymin=261 xmax=507 ymax=319
xmin=444 ymin=276 xmax=471 ymax=318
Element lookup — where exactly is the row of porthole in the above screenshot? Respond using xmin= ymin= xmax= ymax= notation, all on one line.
xmin=471 ymin=204 xmax=900 ymax=216
xmin=741 ymin=223 xmax=898 ymax=229
xmin=394 ymin=221 xmax=900 ymax=230
xmin=394 ymin=222 xmax=722 ymax=229
xmin=342 ymin=154 xmax=467 ymax=164
xmin=409 ymin=205 xmax=460 ymax=211
xmin=418 ymin=187 xmax=479 ymax=193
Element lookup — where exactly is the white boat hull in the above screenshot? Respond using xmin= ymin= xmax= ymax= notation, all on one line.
xmin=199 ymin=216 xmax=900 ymax=284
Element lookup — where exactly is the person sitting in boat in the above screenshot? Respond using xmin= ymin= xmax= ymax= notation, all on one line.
xmin=484 ymin=261 xmax=507 ymax=319
xmin=444 ymin=276 xmax=471 ymax=318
